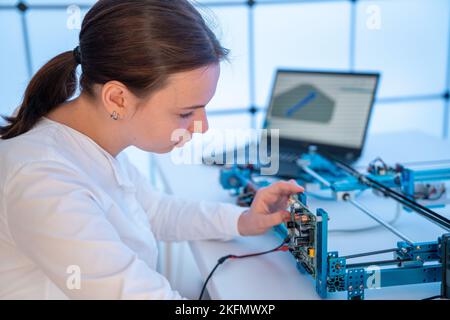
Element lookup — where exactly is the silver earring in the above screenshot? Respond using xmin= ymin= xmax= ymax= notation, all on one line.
xmin=111 ymin=111 xmax=119 ymax=120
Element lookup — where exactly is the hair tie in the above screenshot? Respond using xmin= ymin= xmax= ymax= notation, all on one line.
xmin=73 ymin=46 xmax=82 ymax=65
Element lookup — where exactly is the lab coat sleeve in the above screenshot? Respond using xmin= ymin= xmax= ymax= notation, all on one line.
xmin=4 ymin=161 xmax=184 ymax=300
xmin=125 ymin=160 xmax=245 ymax=242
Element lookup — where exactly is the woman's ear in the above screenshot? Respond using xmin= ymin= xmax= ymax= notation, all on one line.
xmin=100 ymin=80 xmax=138 ymax=120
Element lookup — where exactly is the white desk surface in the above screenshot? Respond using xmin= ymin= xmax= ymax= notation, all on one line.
xmin=154 ymin=131 xmax=450 ymax=299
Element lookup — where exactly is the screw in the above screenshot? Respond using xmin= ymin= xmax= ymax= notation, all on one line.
xmin=348 ymin=286 xmax=353 ymax=291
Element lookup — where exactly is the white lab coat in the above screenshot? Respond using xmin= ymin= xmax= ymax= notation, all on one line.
xmin=0 ymin=117 xmax=243 ymax=299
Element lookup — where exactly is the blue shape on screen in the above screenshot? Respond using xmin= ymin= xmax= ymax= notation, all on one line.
xmin=285 ymin=91 xmax=317 ymax=116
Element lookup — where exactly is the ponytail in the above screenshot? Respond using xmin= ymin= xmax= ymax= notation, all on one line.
xmin=1 ymin=0 xmax=229 ymax=140
xmin=0 ymin=51 xmax=78 ymax=139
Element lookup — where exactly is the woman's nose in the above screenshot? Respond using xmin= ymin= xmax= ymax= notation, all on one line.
xmin=189 ymin=112 xmax=209 ymax=134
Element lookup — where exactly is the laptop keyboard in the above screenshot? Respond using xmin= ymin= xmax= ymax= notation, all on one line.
xmin=279 ymin=151 xmax=299 ymax=163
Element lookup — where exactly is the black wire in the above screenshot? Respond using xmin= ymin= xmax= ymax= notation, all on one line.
xmin=367 ymin=177 xmax=449 ymax=221
xmin=346 ymin=258 xmax=410 ymax=269
xmin=366 ymin=178 xmax=450 ymax=229
xmin=340 ymin=248 xmax=399 ymax=260
xmin=198 ymin=237 xmax=290 ymax=300
xmin=231 ymin=240 xmax=288 ymax=259
xmin=198 ymin=254 xmax=233 ymax=301
xmin=322 ymin=151 xmax=450 ymax=230
xmin=422 ymin=295 xmax=443 ymax=300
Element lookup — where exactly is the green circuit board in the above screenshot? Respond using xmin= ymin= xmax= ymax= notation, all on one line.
xmin=286 ymin=195 xmax=318 ymax=278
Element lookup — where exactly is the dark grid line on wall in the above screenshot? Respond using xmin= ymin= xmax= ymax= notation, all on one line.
xmin=2 ymin=0 xmax=449 ymax=137
xmin=17 ymin=2 xmax=33 ymax=78
xmin=247 ymin=0 xmax=257 ymax=129
xmin=444 ymin=2 xmax=450 ymax=139
xmin=349 ymin=0 xmax=357 ymax=71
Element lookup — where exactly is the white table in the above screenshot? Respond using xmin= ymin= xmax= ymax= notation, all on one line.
xmin=154 ymin=131 xmax=450 ymax=299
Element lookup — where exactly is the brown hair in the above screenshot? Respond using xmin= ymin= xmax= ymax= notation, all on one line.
xmin=0 ymin=0 xmax=229 ymax=139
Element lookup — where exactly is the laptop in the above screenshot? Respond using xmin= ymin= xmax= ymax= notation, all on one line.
xmin=203 ymin=69 xmax=380 ymax=178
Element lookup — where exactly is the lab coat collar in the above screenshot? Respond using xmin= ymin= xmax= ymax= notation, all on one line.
xmin=110 ymin=154 xmax=137 ymax=192
xmin=40 ymin=117 xmax=136 ymax=191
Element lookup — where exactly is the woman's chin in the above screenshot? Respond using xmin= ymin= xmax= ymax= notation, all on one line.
xmin=139 ymin=140 xmax=188 ymax=154
xmin=137 ymin=144 xmax=174 ymax=154
xmin=154 ymin=145 xmax=175 ymax=154
xmin=163 ymin=142 xmax=186 ymax=153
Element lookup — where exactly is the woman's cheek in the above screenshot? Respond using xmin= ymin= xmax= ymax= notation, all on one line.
xmin=170 ymin=122 xmax=191 ymax=147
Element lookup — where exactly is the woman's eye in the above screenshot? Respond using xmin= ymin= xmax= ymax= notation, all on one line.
xmin=179 ymin=112 xmax=194 ymax=119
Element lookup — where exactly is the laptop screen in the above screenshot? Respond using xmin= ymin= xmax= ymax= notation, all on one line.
xmin=265 ymin=70 xmax=379 ymax=153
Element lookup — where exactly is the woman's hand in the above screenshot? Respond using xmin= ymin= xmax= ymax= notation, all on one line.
xmin=237 ymin=180 xmax=304 ymax=236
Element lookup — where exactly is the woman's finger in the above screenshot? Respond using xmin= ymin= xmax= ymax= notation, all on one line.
xmin=262 ymin=210 xmax=290 ymax=227
xmin=267 ymin=180 xmax=304 ymax=196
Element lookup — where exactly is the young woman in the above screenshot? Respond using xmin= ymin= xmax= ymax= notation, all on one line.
xmin=0 ymin=0 xmax=303 ymax=299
